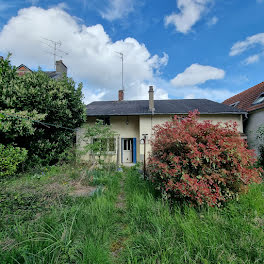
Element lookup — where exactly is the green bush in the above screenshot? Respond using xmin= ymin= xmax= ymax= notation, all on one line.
xmin=0 ymin=54 xmax=85 ymax=168
xmin=0 ymin=144 xmax=27 ymax=178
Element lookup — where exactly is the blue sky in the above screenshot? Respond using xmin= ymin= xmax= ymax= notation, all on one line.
xmin=1 ymin=0 xmax=264 ymax=103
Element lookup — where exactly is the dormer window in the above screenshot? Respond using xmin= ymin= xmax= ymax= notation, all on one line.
xmin=230 ymin=101 xmax=240 ymax=107
xmin=252 ymin=93 xmax=264 ymax=105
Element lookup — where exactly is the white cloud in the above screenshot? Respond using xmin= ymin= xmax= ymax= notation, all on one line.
xmin=182 ymin=87 xmax=235 ymax=102
xmin=229 ymin=33 xmax=264 ymax=56
xmin=0 ymin=6 xmax=168 ymax=102
xmin=171 ymin=64 xmax=225 ymax=87
xmin=165 ymin=0 xmax=212 ymax=34
xmin=168 ymin=64 xmax=228 ymax=102
xmin=100 ymin=0 xmax=134 ymax=21
xmin=83 ymin=90 xmax=105 ymax=104
xmin=243 ymin=54 xmax=260 ymax=65
xmin=127 ymin=81 xmax=168 ymax=100
xmin=55 ymin=2 xmax=70 ymax=10
xmin=207 ymin=16 xmax=218 ymax=27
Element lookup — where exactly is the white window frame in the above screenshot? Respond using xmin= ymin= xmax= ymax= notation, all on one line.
xmin=230 ymin=101 xmax=240 ymax=107
xmin=252 ymin=93 xmax=264 ymax=105
xmin=91 ymin=137 xmax=116 ymax=154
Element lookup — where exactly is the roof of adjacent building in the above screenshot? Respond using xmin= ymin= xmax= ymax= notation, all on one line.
xmin=45 ymin=71 xmax=64 ymax=80
xmin=223 ymin=82 xmax=264 ymax=112
xmin=16 ymin=61 xmax=66 ymax=79
xmin=17 ymin=64 xmax=33 ymax=71
xmin=17 ymin=64 xmax=33 ymax=75
xmin=86 ymin=99 xmax=246 ymax=116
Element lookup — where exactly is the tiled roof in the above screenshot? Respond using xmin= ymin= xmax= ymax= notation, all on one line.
xmin=17 ymin=64 xmax=32 ymax=72
xmin=223 ymin=82 xmax=264 ymax=112
xmin=16 ymin=64 xmax=33 ymax=76
xmin=16 ymin=64 xmax=64 ymax=80
xmin=86 ymin=99 xmax=246 ymax=116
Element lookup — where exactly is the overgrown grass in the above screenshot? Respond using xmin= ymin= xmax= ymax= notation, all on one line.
xmin=0 ymin=163 xmax=123 ymax=263
xmin=121 ymin=167 xmax=264 ymax=264
xmin=1 ymin=164 xmax=263 ymax=263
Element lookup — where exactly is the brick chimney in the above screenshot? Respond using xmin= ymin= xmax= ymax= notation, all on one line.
xmin=149 ymin=86 xmax=154 ymax=111
xmin=118 ymin=90 xmax=124 ymax=101
xmin=56 ymin=60 xmax=67 ymax=75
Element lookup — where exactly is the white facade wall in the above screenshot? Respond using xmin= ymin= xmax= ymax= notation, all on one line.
xmin=139 ymin=114 xmax=243 ymax=161
xmin=245 ymin=109 xmax=264 ymax=155
xmin=78 ymin=114 xmax=244 ymax=163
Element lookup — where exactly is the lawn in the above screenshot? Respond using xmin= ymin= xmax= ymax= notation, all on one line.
xmin=0 ymin=164 xmax=263 ymax=263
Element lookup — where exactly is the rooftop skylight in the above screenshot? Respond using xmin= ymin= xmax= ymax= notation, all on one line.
xmin=230 ymin=101 xmax=240 ymax=107
xmin=252 ymin=93 xmax=264 ymax=105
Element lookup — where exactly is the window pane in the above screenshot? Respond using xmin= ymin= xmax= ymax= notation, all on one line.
xmin=101 ymin=138 xmax=107 ymax=151
xmin=127 ymin=139 xmax=131 ymax=150
xmin=109 ymin=138 xmax=115 ymax=152
xmin=254 ymin=95 xmax=264 ymax=104
xmin=97 ymin=116 xmax=110 ymax=125
xmin=105 ymin=117 xmax=110 ymax=125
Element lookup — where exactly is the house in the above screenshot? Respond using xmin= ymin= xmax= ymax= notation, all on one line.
xmin=16 ymin=60 xmax=67 ymax=79
xmin=78 ymin=87 xmax=246 ymax=165
xmin=223 ymin=82 xmax=264 ymax=154
xmin=16 ymin=64 xmax=33 ymax=76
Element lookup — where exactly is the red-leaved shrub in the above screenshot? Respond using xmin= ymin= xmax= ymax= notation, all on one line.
xmin=147 ymin=111 xmax=263 ymax=207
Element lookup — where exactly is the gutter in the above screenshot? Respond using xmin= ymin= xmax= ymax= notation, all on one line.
xmin=86 ymin=112 xmax=248 ymax=117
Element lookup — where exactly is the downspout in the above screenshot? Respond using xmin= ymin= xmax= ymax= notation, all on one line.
xmin=116 ymin=135 xmax=120 ymax=167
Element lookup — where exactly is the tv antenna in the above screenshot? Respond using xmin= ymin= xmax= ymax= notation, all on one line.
xmin=115 ymin=51 xmax=124 ymax=91
xmin=40 ymin=38 xmax=69 ymax=69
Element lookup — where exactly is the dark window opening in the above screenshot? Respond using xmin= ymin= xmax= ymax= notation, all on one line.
xmin=230 ymin=101 xmax=240 ymax=107
xmin=97 ymin=116 xmax=110 ymax=125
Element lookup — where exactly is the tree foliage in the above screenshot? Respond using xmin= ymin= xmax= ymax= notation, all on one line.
xmin=82 ymin=120 xmax=116 ymax=163
xmin=147 ymin=111 xmax=263 ymax=207
xmin=0 ymin=54 xmax=85 ymax=167
xmin=0 ymin=109 xmax=46 ymax=139
xmin=0 ymin=144 xmax=27 ymax=178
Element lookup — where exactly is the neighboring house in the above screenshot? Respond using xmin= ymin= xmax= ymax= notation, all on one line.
xmin=223 ymin=82 xmax=264 ymax=154
xmin=78 ymin=87 xmax=246 ymax=165
xmin=16 ymin=60 xmax=67 ymax=79
xmin=16 ymin=64 xmax=33 ymax=76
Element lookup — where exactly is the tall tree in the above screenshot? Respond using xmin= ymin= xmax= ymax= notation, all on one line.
xmin=0 ymin=54 xmax=86 ymax=167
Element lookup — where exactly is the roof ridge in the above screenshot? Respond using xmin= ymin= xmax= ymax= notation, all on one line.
xmin=91 ymin=98 xmax=210 ymax=103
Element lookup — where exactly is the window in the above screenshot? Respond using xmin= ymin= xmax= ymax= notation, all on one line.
xmin=230 ymin=101 xmax=240 ymax=107
xmin=252 ymin=93 xmax=264 ymax=105
xmin=123 ymin=139 xmax=132 ymax=150
xmin=101 ymin=138 xmax=107 ymax=152
xmin=97 ymin=116 xmax=110 ymax=125
xmin=172 ymin=115 xmax=186 ymax=121
xmin=109 ymin=138 xmax=115 ymax=152
xmin=92 ymin=138 xmax=116 ymax=153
